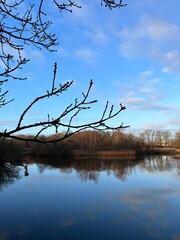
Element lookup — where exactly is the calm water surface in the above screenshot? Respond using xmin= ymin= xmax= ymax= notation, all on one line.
xmin=0 ymin=155 xmax=180 ymax=240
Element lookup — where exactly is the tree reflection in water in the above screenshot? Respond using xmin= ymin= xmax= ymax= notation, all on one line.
xmin=0 ymin=162 xmax=21 ymax=191
xmin=27 ymin=154 xmax=180 ymax=183
xmin=1 ymin=154 xmax=180 ymax=188
xmin=140 ymin=155 xmax=180 ymax=175
xmin=26 ymin=155 xmax=144 ymax=183
xmin=0 ymin=154 xmax=180 ymax=240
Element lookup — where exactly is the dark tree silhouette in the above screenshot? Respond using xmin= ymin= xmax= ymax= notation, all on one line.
xmin=0 ymin=0 xmax=128 ymax=143
xmin=0 ymin=161 xmax=21 ymax=191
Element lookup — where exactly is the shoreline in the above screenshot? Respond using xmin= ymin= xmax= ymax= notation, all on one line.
xmin=34 ymin=148 xmax=180 ymax=158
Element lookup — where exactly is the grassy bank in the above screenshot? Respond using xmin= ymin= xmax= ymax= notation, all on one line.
xmin=136 ymin=147 xmax=180 ymax=155
xmin=23 ymin=148 xmax=180 ymax=158
xmin=73 ymin=148 xmax=180 ymax=157
xmin=73 ymin=150 xmax=136 ymax=157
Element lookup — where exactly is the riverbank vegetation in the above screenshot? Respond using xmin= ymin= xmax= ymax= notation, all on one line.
xmin=1 ymin=129 xmax=180 ymax=161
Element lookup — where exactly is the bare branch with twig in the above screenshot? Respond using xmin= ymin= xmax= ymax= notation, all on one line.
xmin=0 ymin=0 xmax=128 ymax=143
xmin=0 ymin=63 xmax=128 ymax=143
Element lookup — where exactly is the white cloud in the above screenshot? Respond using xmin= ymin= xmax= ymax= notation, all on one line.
xmin=117 ymin=71 xmax=179 ymax=113
xmin=74 ymin=47 xmax=97 ymax=63
xmin=0 ymin=120 xmax=17 ymax=129
xmin=57 ymin=47 xmax=69 ymax=58
xmin=141 ymin=115 xmax=180 ymax=130
xmin=144 ymin=17 xmax=180 ymax=44
xmin=86 ymin=30 xmax=109 ymax=46
xmin=139 ymin=78 xmax=162 ymax=99
xmin=122 ymin=96 xmax=144 ymax=105
xmin=27 ymin=49 xmax=45 ymax=63
xmin=140 ymin=70 xmax=153 ymax=77
xmin=166 ymin=117 xmax=180 ymax=127
xmin=119 ymin=15 xmax=180 ymax=75
xmin=66 ymin=1 xmax=95 ymax=27
xmin=161 ymin=50 xmax=180 ymax=74
xmin=121 ymin=95 xmax=176 ymax=112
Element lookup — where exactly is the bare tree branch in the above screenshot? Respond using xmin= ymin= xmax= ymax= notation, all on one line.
xmin=101 ymin=0 xmax=127 ymax=9
xmin=0 ymin=63 xmax=129 ymax=143
xmin=0 ymin=0 xmax=128 ymax=143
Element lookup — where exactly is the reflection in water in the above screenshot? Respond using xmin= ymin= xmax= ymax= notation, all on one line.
xmin=0 ymin=155 xmax=180 ymax=240
xmin=0 ymin=160 xmax=30 ymax=192
xmin=26 ymin=154 xmax=180 ymax=183
xmin=0 ymin=161 xmax=21 ymax=191
xmin=141 ymin=155 xmax=180 ymax=174
xmin=1 ymin=155 xmax=180 ymax=186
xmin=23 ymin=164 xmax=29 ymax=177
xmin=28 ymin=156 xmax=144 ymax=183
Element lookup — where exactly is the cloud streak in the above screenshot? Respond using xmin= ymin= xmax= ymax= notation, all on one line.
xmin=74 ymin=47 xmax=98 ymax=63
xmin=119 ymin=15 xmax=180 ymax=75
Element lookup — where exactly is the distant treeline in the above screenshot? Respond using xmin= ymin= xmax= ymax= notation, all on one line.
xmin=0 ymin=129 xmax=180 ymax=159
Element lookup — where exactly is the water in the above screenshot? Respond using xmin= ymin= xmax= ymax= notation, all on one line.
xmin=0 ymin=155 xmax=180 ymax=240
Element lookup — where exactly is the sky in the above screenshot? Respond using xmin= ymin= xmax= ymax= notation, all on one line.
xmin=1 ymin=0 xmax=180 ymax=136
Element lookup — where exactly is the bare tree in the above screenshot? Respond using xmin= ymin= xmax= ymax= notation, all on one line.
xmin=0 ymin=0 xmax=128 ymax=144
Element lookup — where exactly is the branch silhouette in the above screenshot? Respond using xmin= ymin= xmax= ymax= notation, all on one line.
xmin=0 ymin=63 xmax=128 ymax=143
xmin=0 ymin=0 xmax=128 ymax=143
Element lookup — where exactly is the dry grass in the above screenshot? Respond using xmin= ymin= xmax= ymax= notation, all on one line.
xmin=73 ymin=150 xmax=136 ymax=157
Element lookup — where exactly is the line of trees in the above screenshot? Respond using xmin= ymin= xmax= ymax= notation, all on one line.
xmin=28 ymin=129 xmax=180 ymax=156
xmin=1 ymin=129 xmax=180 ymax=159
xmin=139 ymin=130 xmax=180 ymax=148
xmin=20 ymin=130 xmax=140 ymax=156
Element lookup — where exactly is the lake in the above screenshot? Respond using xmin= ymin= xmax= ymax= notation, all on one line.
xmin=0 ymin=155 xmax=180 ymax=240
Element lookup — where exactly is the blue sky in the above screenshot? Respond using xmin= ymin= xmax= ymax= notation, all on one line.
xmin=1 ymin=0 xmax=180 ymax=135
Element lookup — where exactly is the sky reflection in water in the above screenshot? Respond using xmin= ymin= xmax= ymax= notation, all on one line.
xmin=0 ymin=155 xmax=180 ymax=240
